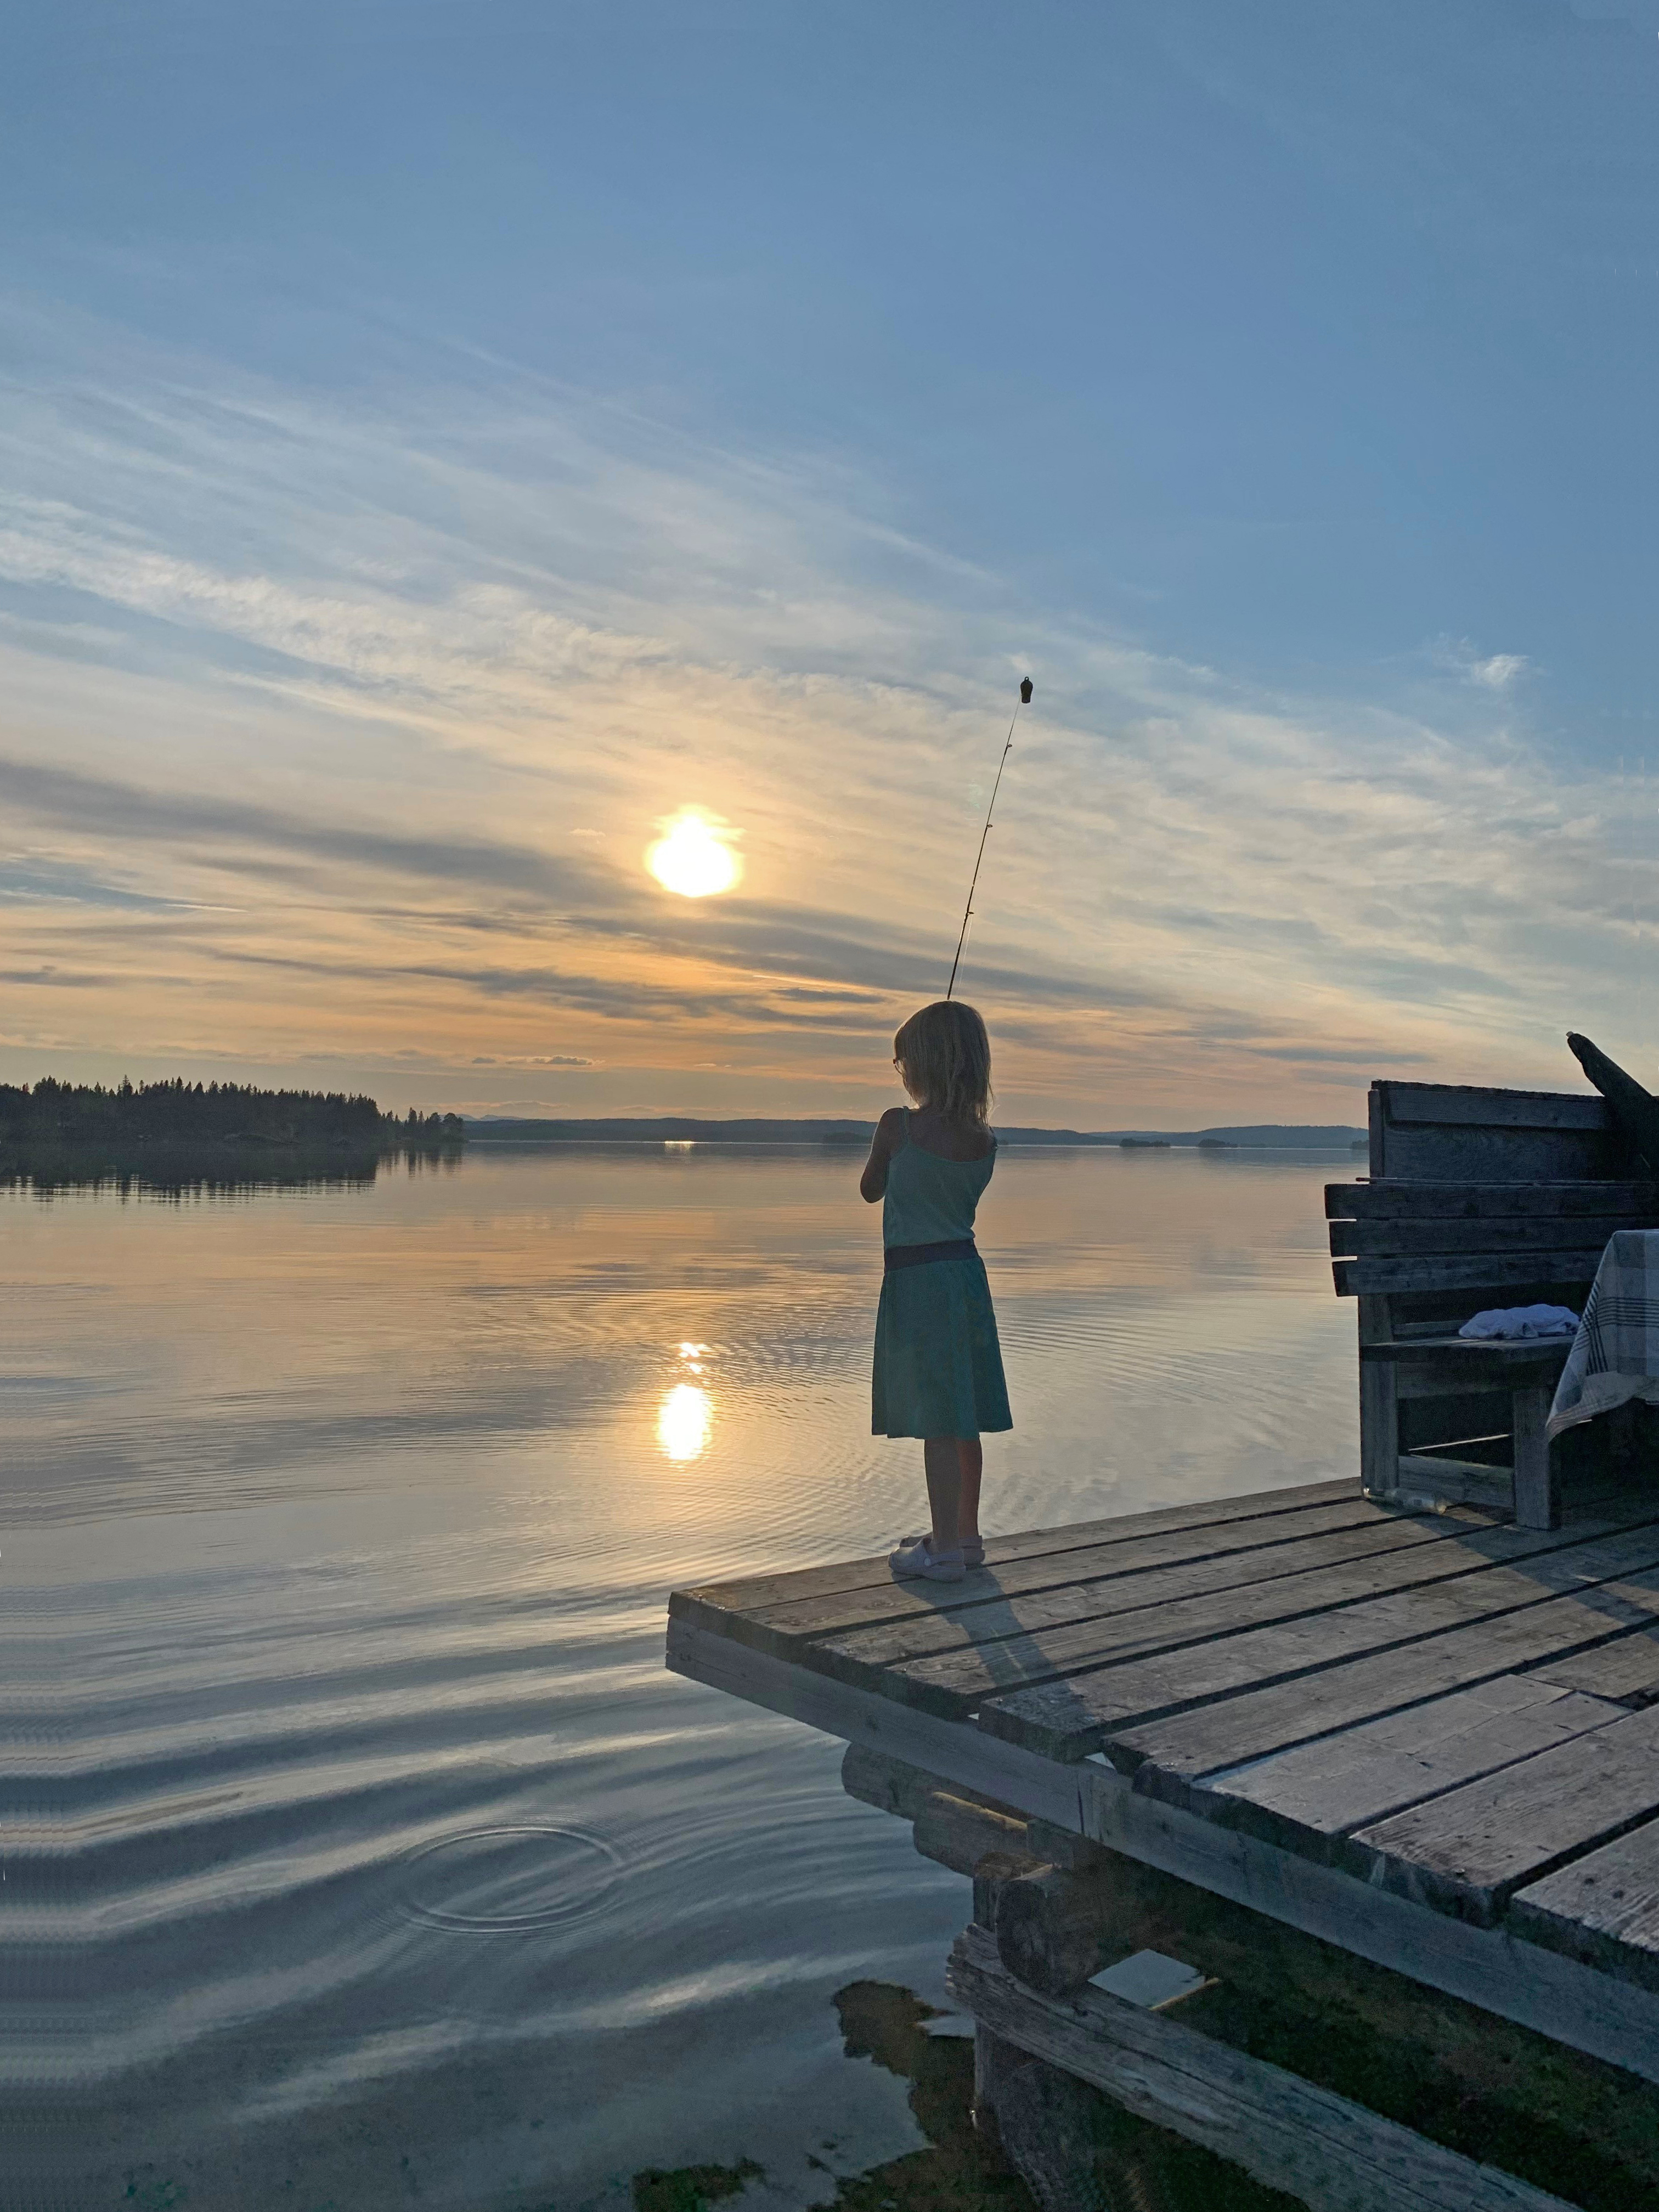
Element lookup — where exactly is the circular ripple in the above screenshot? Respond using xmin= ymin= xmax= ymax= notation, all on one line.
xmin=398 ymin=1824 xmax=624 ymax=1933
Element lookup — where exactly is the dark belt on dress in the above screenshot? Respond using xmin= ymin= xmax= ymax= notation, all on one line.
xmin=884 ymin=1237 xmax=978 ymax=1272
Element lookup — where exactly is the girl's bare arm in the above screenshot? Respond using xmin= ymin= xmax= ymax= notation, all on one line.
xmin=860 ymin=1106 xmax=905 ymax=1202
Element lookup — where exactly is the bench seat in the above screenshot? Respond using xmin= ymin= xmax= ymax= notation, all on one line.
xmin=1327 ymin=1082 xmax=1655 ymax=1529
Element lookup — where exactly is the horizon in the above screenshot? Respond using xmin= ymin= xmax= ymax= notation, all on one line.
xmin=7 ymin=4 xmax=1659 ymax=1123
xmin=460 ymin=1109 xmax=1366 ymax=1133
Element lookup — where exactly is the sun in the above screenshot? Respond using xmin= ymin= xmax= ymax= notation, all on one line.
xmin=646 ymin=810 xmax=743 ymax=898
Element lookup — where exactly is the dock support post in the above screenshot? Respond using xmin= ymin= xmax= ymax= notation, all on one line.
xmin=1358 ymin=1294 xmax=1400 ymax=1498
xmin=1511 ymin=1383 xmax=1559 ymax=1529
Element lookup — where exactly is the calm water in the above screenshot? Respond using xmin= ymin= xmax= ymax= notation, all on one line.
xmin=14 ymin=1143 xmax=1356 ymax=2210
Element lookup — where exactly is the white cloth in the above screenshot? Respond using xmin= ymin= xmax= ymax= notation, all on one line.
xmin=1549 ymin=1231 xmax=1659 ymax=1437
xmin=1458 ymin=1304 xmax=1580 ymax=1341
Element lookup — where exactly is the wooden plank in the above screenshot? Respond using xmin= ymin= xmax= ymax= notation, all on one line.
xmin=1367 ymin=1091 xmax=1627 ymax=1183
xmin=664 ymin=1615 xmax=1659 ymax=2080
xmin=1195 ymin=1678 xmax=1621 ymax=1861
xmin=1378 ymin=1085 xmax=1609 ymax=1132
xmin=1350 ymin=1705 xmax=1659 ymax=1926
xmin=1392 ymin=1461 xmax=1516 ymax=1520
xmin=1364 ymin=1334 xmax=1571 ymax=1365
xmin=875 ymin=1520 xmax=1659 ymax=1724
xmin=1105 ymin=1601 xmax=1659 ymax=1792
xmin=667 ymin=1476 xmax=1358 ymax=1626
xmin=743 ymin=1497 xmax=1410 ymax=1648
xmin=805 ymin=1513 xmax=1466 ymax=1684
xmin=1376 ymin=1133 xmax=1621 ymax=1184
xmin=1425 ymin=1144 xmax=1622 ymax=1185
xmin=1529 ymin=1628 xmax=1659 ymax=1704
xmin=1334 ymin=1251 xmax=1602 ymax=1297
xmin=1329 ymin=1180 xmax=1659 ymax=1221
xmin=1510 ymin=1821 xmax=1659 ymax=1995
xmin=974 ymin=1522 xmax=1659 ymax=1759
xmin=1331 ymin=1215 xmax=1641 ymax=1257
xmin=948 ymin=1923 xmax=1579 ymax=2212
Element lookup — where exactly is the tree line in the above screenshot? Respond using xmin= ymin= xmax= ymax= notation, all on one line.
xmin=0 ymin=1077 xmax=465 ymax=1147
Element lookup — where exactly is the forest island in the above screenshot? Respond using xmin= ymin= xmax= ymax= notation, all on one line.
xmin=0 ymin=1077 xmax=464 ymax=1150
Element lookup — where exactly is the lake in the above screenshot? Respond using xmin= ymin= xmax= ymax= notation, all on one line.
xmin=15 ymin=1142 xmax=1358 ymax=2210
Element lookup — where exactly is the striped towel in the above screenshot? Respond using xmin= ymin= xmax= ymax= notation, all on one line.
xmin=1548 ymin=1230 xmax=1659 ymax=1437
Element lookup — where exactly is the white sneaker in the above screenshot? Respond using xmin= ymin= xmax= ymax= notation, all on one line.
xmin=904 ymin=1529 xmax=985 ymax=1568
xmin=889 ymin=1535 xmax=966 ymax=1583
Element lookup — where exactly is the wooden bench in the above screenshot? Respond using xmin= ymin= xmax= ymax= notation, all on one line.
xmin=1325 ymin=1080 xmax=1659 ymax=1529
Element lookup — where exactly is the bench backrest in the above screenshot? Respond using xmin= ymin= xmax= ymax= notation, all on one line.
xmin=1325 ymin=1178 xmax=1659 ymax=1302
xmin=1326 ymin=1082 xmax=1652 ymax=1334
xmin=1365 ymin=1080 xmax=1627 ymax=1182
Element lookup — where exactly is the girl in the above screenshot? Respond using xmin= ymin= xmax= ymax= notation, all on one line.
xmin=861 ymin=999 xmax=1012 ymax=1583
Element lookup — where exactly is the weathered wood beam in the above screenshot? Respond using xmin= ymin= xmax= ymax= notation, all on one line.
xmin=995 ymin=1860 xmax=1123 ymax=1995
xmin=1329 ymin=1180 xmax=1659 ymax=1221
xmin=1377 ymin=1087 xmax=1610 ymax=1133
xmin=839 ymin=1742 xmax=1104 ymax=1886
xmin=1335 ymin=1251 xmax=1605 ymax=1297
xmin=912 ymin=1787 xmax=1030 ymax=1876
xmin=1333 ymin=1214 xmax=1657 ymax=1257
xmin=949 ymin=1923 xmax=1579 ymax=2212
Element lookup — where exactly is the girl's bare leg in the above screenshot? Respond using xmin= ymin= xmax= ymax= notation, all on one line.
xmin=957 ymin=1438 xmax=983 ymax=1545
xmin=924 ymin=1437 xmax=961 ymax=1550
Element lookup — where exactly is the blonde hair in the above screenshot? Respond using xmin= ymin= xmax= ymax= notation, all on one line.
xmin=894 ymin=1001 xmax=992 ymax=1126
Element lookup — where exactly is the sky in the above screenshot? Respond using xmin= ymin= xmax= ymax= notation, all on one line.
xmin=4 ymin=0 xmax=1659 ymax=1126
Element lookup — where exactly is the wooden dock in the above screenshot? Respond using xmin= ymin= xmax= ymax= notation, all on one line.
xmin=668 ymin=1477 xmax=1659 ymax=2206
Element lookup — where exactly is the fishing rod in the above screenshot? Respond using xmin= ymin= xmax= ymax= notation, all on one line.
xmin=945 ymin=676 xmax=1033 ymax=1000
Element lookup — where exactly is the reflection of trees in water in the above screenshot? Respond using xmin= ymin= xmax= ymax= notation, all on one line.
xmin=1 ymin=1139 xmax=464 ymax=1202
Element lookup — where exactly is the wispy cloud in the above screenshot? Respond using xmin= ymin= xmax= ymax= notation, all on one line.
xmin=1469 ymin=653 xmax=1528 ymax=691
xmin=0 ymin=755 xmax=618 ymax=910
xmin=1435 ymin=636 xmax=1531 ymax=692
xmin=1 ymin=303 xmax=1651 ymax=1120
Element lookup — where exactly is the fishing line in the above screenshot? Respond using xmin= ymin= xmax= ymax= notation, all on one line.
xmin=946 ymin=676 xmax=1033 ymax=1000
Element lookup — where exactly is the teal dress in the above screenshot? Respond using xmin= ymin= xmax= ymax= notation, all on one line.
xmin=872 ymin=1113 xmax=1012 ymax=1440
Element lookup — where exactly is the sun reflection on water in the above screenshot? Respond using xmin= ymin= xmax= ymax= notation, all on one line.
xmin=658 ymin=1342 xmax=714 ymax=1460
xmin=658 ymin=1383 xmax=712 ymax=1461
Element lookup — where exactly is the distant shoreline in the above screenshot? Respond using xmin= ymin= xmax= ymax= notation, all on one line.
xmin=465 ymin=1116 xmax=1367 ymax=1150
